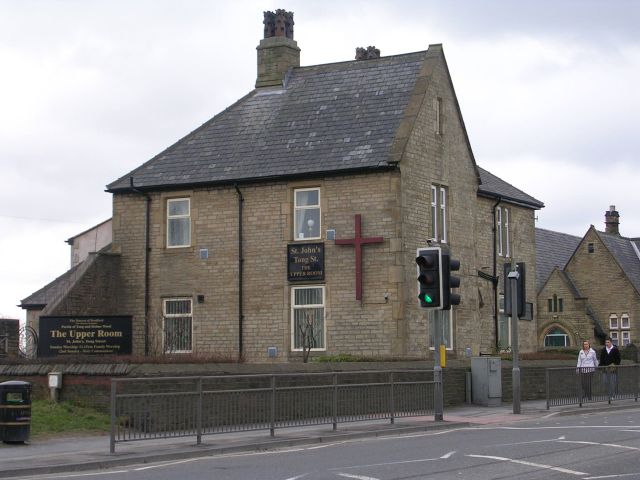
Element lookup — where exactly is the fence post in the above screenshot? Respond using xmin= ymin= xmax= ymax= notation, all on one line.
xmin=109 ymin=379 xmax=116 ymax=454
xmin=270 ymin=375 xmax=276 ymax=437
xmin=332 ymin=373 xmax=338 ymax=431
xmin=390 ymin=371 xmax=395 ymax=425
xmin=545 ymin=369 xmax=549 ymax=410
xmin=196 ymin=377 xmax=203 ymax=445
xmin=578 ymin=368 xmax=583 ymax=407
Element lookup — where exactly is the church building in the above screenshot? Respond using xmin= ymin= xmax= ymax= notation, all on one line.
xmin=22 ymin=10 xmax=544 ymax=362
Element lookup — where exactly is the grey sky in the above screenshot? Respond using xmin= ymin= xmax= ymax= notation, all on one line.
xmin=1 ymin=0 xmax=638 ymax=321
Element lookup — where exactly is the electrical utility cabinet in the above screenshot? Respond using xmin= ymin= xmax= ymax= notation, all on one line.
xmin=471 ymin=357 xmax=502 ymax=406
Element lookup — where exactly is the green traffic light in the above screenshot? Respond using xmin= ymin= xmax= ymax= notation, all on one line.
xmin=423 ymin=294 xmax=433 ymax=303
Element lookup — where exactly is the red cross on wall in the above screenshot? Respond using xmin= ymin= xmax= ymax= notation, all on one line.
xmin=335 ymin=214 xmax=384 ymax=301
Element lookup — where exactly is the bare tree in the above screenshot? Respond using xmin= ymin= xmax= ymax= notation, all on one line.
xmin=298 ymin=311 xmax=316 ymax=363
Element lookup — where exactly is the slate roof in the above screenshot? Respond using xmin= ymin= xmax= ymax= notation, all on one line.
xmin=107 ymin=52 xmax=429 ymax=192
xmin=535 ymin=228 xmax=581 ymax=291
xmin=477 ymin=167 xmax=544 ymax=209
xmin=20 ymin=263 xmax=82 ymax=308
xmin=597 ymin=230 xmax=640 ymax=295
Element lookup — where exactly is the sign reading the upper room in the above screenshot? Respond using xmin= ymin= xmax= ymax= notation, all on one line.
xmin=287 ymin=243 xmax=324 ymax=282
xmin=37 ymin=316 xmax=132 ymax=357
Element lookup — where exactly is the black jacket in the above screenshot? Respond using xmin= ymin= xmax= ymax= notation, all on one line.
xmin=600 ymin=345 xmax=621 ymax=366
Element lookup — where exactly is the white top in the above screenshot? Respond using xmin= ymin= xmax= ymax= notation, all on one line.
xmin=577 ymin=348 xmax=599 ymax=370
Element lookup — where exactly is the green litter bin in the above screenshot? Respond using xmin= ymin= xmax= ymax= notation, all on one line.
xmin=0 ymin=380 xmax=32 ymax=443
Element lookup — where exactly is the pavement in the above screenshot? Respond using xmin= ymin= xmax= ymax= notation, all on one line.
xmin=1 ymin=398 xmax=639 ymax=478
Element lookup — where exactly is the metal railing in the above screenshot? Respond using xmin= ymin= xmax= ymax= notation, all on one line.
xmin=546 ymin=365 xmax=639 ymax=409
xmin=110 ymin=369 xmax=436 ymax=453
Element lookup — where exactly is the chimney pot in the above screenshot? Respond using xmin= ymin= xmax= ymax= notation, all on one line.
xmin=355 ymin=46 xmax=381 ymax=60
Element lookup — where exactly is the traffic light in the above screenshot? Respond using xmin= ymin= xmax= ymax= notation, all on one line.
xmin=442 ymin=252 xmax=461 ymax=310
xmin=504 ymin=262 xmax=525 ymax=317
xmin=416 ymin=247 xmax=442 ymax=309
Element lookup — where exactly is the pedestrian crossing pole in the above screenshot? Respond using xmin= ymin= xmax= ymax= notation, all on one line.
xmin=508 ymin=270 xmax=521 ymax=414
xmin=433 ymin=310 xmax=444 ymax=421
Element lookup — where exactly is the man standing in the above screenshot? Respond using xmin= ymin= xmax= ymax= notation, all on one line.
xmin=600 ymin=337 xmax=621 ymax=397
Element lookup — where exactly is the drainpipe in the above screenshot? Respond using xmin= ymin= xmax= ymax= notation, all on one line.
xmin=492 ymin=196 xmax=502 ymax=350
xmin=130 ymin=177 xmax=151 ymax=356
xmin=234 ymin=184 xmax=244 ymax=361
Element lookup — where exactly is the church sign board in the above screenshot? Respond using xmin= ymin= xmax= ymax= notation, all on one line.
xmin=37 ymin=316 xmax=132 ymax=357
xmin=287 ymin=243 xmax=324 ymax=281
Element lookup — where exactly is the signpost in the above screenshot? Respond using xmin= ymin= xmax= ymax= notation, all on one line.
xmin=37 ymin=316 xmax=132 ymax=357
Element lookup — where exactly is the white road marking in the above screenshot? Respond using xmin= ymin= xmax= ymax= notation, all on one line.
xmin=284 ymin=475 xmax=310 ymax=480
xmin=585 ymin=474 xmax=640 ymax=479
xmin=466 ymin=454 xmax=588 ymax=476
xmin=440 ymin=451 xmax=456 ymax=459
xmin=332 ymin=456 xmax=443 ymax=470
xmin=336 ymin=473 xmax=381 ymax=480
xmin=557 ymin=440 xmax=640 ymax=451
xmin=17 ymin=471 xmax=130 ymax=479
xmin=135 ymin=457 xmax=202 ymax=470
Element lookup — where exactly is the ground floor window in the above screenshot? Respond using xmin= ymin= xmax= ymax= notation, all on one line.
xmin=544 ymin=327 xmax=570 ymax=347
xmin=291 ymin=286 xmax=325 ymax=350
xmin=163 ymin=298 xmax=193 ymax=353
xmin=429 ymin=309 xmax=453 ymax=350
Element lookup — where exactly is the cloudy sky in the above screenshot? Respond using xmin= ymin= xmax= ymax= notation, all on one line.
xmin=1 ymin=0 xmax=639 ymax=322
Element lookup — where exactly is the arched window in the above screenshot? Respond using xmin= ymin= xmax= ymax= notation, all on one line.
xmin=544 ymin=327 xmax=570 ymax=347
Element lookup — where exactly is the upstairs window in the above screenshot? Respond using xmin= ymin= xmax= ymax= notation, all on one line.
xmin=167 ymin=198 xmax=191 ymax=248
xmin=294 ymin=188 xmax=321 ymax=240
xmin=547 ymin=294 xmax=563 ymax=313
xmin=496 ymin=206 xmax=510 ymax=257
xmin=431 ymin=185 xmax=447 ymax=243
xmin=610 ymin=314 xmax=619 ymax=329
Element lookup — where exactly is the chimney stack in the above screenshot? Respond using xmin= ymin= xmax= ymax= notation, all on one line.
xmin=605 ymin=205 xmax=620 ymax=235
xmin=355 ymin=46 xmax=381 ymax=60
xmin=256 ymin=9 xmax=300 ymax=88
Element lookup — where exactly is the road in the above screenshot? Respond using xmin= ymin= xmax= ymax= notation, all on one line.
xmin=12 ymin=409 xmax=640 ymax=480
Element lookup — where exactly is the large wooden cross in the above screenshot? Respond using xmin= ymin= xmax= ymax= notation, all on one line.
xmin=335 ymin=214 xmax=384 ymax=301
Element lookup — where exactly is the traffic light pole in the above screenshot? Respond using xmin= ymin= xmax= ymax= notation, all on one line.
xmin=433 ymin=310 xmax=443 ymax=421
xmin=508 ymin=270 xmax=521 ymax=414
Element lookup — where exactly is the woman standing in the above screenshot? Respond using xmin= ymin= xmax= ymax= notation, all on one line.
xmin=577 ymin=340 xmax=598 ymax=400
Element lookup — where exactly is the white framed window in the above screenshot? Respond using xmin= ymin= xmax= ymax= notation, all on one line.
xmin=294 ymin=188 xmax=321 ymax=240
xmin=544 ymin=327 xmax=570 ymax=347
xmin=622 ymin=331 xmax=631 ymax=346
xmin=291 ymin=286 xmax=325 ymax=350
xmin=431 ymin=185 xmax=447 ymax=243
xmin=496 ymin=208 xmax=503 ymax=256
xmin=431 ymin=185 xmax=438 ymax=241
xmin=504 ymin=208 xmax=510 ymax=257
xmin=609 ymin=314 xmax=619 ymax=330
xmin=429 ymin=309 xmax=453 ymax=350
xmin=610 ymin=331 xmax=619 ymax=346
xmin=621 ymin=314 xmax=630 ymax=329
xmin=440 ymin=188 xmax=447 ymax=243
xmin=163 ymin=298 xmax=193 ymax=353
xmin=167 ymin=198 xmax=191 ymax=248
xmin=498 ymin=294 xmax=511 ymax=349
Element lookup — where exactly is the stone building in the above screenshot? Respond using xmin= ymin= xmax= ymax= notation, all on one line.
xmin=536 ymin=206 xmax=640 ymax=348
xmin=21 ymin=10 xmax=544 ymax=361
